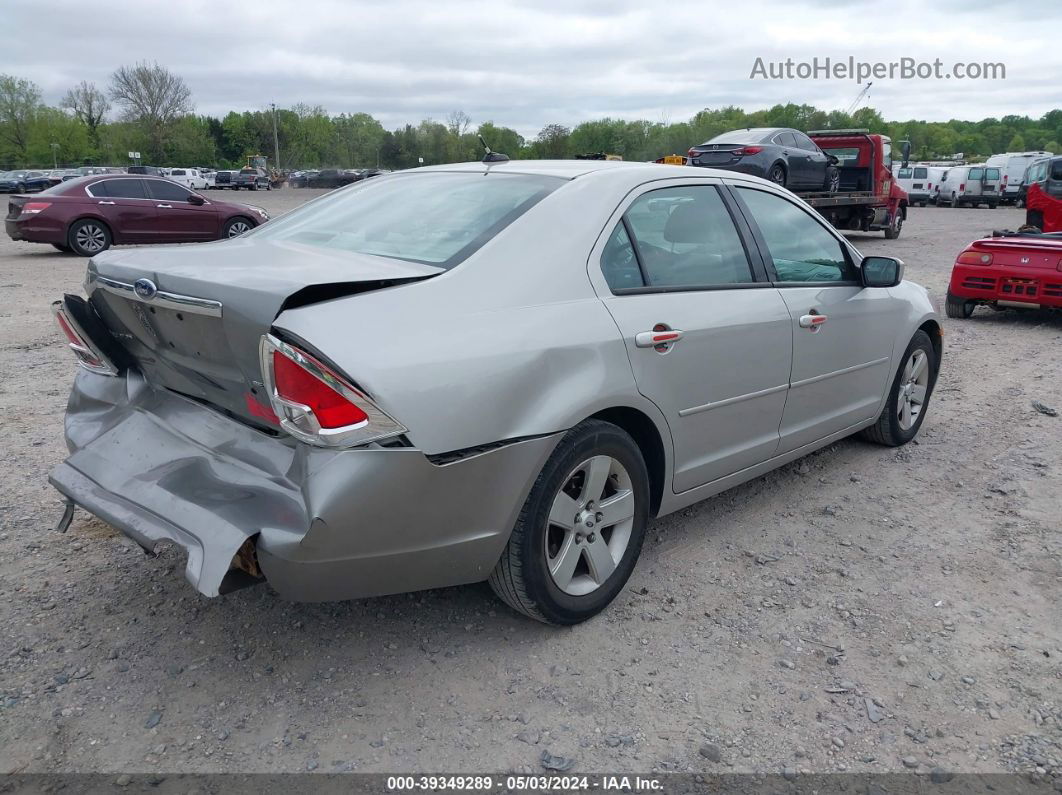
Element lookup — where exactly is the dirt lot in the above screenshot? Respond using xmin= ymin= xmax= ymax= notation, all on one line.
xmin=0 ymin=188 xmax=1059 ymax=779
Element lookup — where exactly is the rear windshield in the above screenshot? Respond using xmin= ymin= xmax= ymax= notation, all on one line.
xmin=823 ymin=147 xmax=859 ymax=163
xmin=705 ymin=129 xmax=775 ymax=145
xmin=250 ymin=172 xmax=563 ymax=269
xmin=171 ymin=169 xmax=186 ymax=175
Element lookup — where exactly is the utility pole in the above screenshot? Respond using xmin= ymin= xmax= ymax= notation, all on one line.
xmin=50 ymin=142 xmax=59 ymax=169
xmin=271 ymin=103 xmax=281 ymax=169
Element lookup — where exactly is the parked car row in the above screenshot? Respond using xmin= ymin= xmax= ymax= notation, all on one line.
xmin=289 ymin=168 xmax=387 ymax=188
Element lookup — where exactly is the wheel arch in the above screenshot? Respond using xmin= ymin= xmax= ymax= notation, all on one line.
xmin=918 ymin=318 xmax=943 ymax=376
xmin=588 ymin=406 xmax=666 ymax=518
xmin=67 ymin=214 xmax=114 ymax=244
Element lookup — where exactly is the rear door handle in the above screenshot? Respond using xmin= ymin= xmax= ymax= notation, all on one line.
xmin=97 ymin=200 xmax=115 ymax=205
xmin=635 ymin=328 xmax=684 ymax=348
xmin=157 ymin=204 xmax=172 ymax=209
xmin=799 ymin=313 xmax=828 ymax=329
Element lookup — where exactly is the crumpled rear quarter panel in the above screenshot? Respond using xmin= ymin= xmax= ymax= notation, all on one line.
xmin=50 ymin=369 xmax=560 ymax=600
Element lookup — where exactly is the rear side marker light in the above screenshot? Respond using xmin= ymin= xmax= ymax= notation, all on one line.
xmin=21 ymin=202 xmax=51 ymax=215
xmin=260 ymin=334 xmax=406 ymax=448
xmin=52 ymin=301 xmax=117 ymax=375
xmin=957 ymin=251 xmax=992 ymax=265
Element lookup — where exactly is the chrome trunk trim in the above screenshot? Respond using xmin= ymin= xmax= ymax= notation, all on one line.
xmin=93 ymin=275 xmax=223 ymax=317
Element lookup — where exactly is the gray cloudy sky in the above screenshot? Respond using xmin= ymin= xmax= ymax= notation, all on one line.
xmin=7 ymin=0 xmax=1058 ymax=136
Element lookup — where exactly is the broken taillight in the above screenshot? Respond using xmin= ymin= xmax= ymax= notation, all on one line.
xmin=52 ymin=300 xmax=118 ymax=375
xmin=259 ymin=334 xmax=405 ymax=448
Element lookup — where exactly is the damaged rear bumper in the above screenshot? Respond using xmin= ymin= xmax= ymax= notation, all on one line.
xmin=50 ymin=369 xmax=560 ymax=600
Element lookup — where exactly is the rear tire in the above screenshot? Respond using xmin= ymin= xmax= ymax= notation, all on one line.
xmin=488 ymin=419 xmax=650 ymax=625
xmin=861 ymin=330 xmax=936 ymax=447
xmin=767 ymin=163 xmax=787 ymax=188
xmin=68 ymin=219 xmax=112 ymax=256
xmin=945 ymin=290 xmax=976 ymax=319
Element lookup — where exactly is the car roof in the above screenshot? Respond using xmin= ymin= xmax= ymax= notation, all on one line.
xmin=415 ymin=159 xmax=701 ymax=180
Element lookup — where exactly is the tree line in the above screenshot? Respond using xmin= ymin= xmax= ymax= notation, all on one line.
xmin=2 ymin=63 xmax=1061 ymax=171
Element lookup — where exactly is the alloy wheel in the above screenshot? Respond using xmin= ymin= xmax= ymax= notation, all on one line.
xmin=227 ymin=221 xmax=251 ymax=237
xmin=75 ymin=223 xmax=107 ymax=253
xmin=545 ymin=455 xmax=635 ymax=596
xmin=897 ymin=349 xmax=929 ymax=430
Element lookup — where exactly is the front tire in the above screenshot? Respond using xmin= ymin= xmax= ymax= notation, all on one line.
xmin=68 ymin=219 xmax=112 ymax=256
xmin=884 ymin=212 xmax=903 ymax=239
xmin=945 ymin=290 xmax=976 ymax=319
xmin=222 ymin=216 xmax=253 ymax=238
xmin=824 ymin=167 xmax=840 ymax=193
xmin=861 ymin=330 xmax=936 ymax=447
xmin=488 ymin=419 xmax=650 ymax=625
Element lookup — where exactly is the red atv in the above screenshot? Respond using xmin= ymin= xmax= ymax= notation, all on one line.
xmin=946 ymin=230 xmax=1062 ymax=318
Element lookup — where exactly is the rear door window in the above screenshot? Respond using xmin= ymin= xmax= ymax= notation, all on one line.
xmin=913 ymin=167 xmax=927 ymax=178
xmin=985 ymin=168 xmax=1000 ymax=180
xmin=968 ymin=168 xmax=984 ymax=180
xmin=602 ymin=185 xmax=754 ymax=291
xmin=91 ymin=179 xmax=149 ymax=199
xmin=897 ymin=168 xmax=913 ymax=178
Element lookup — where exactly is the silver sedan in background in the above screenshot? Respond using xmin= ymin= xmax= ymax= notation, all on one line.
xmin=50 ymin=159 xmax=941 ymax=625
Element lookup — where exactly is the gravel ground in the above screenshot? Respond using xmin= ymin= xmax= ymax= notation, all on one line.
xmin=0 ymin=189 xmax=1059 ymax=779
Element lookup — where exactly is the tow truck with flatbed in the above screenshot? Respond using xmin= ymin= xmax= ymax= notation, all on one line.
xmin=800 ymin=129 xmax=909 ymax=239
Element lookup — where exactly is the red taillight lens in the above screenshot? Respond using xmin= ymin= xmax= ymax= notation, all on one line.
xmin=21 ymin=202 xmax=51 ymax=215
xmin=53 ymin=301 xmax=115 ymax=373
xmin=687 ymin=148 xmax=698 ymax=158
xmin=261 ymin=334 xmax=405 ymax=447
xmin=959 ymin=183 xmax=965 ymax=191
xmin=272 ymin=350 xmax=367 ymax=429
xmin=957 ymin=251 xmax=992 ymax=265
xmin=736 ymin=146 xmax=763 ymax=156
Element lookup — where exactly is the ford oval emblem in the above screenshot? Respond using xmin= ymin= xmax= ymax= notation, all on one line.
xmin=133 ymin=278 xmax=158 ymax=300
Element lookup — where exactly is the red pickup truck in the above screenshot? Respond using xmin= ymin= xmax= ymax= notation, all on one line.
xmin=804 ymin=130 xmax=910 ymax=239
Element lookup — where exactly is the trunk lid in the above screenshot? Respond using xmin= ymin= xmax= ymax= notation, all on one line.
xmin=977 ymin=238 xmax=1062 ymax=270
xmin=83 ymin=237 xmax=442 ymax=426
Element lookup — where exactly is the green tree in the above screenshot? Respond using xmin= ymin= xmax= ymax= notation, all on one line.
xmin=109 ymin=62 xmax=193 ymax=162
xmin=0 ymin=74 xmax=41 ymax=164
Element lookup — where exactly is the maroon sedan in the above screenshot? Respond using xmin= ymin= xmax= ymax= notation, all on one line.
xmin=5 ymin=174 xmax=270 ymax=256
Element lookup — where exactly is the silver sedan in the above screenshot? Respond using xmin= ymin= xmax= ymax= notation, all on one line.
xmin=50 ymin=159 xmax=941 ymax=624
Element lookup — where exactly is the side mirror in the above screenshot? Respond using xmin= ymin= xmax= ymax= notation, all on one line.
xmin=827 ymin=154 xmax=839 ymax=165
xmin=861 ymin=256 xmax=904 ymax=288
xmin=187 ymin=193 xmax=206 ymax=205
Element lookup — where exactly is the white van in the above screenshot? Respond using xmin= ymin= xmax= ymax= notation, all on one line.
xmin=936 ymin=165 xmax=1001 ymax=208
xmin=167 ymin=168 xmax=209 ymax=190
xmin=985 ymin=151 xmax=1054 ymax=205
xmin=893 ymin=164 xmax=946 ymax=206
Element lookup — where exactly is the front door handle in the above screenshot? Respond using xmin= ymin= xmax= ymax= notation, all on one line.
xmin=157 ymin=203 xmax=172 ymax=208
xmin=97 ymin=200 xmax=115 ymax=205
xmin=635 ymin=328 xmax=684 ymax=348
xmin=799 ymin=313 xmax=828 ymax=330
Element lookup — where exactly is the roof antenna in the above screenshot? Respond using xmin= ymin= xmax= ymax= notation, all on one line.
xmin=479 ymin=135 xmax=509 ymax=163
